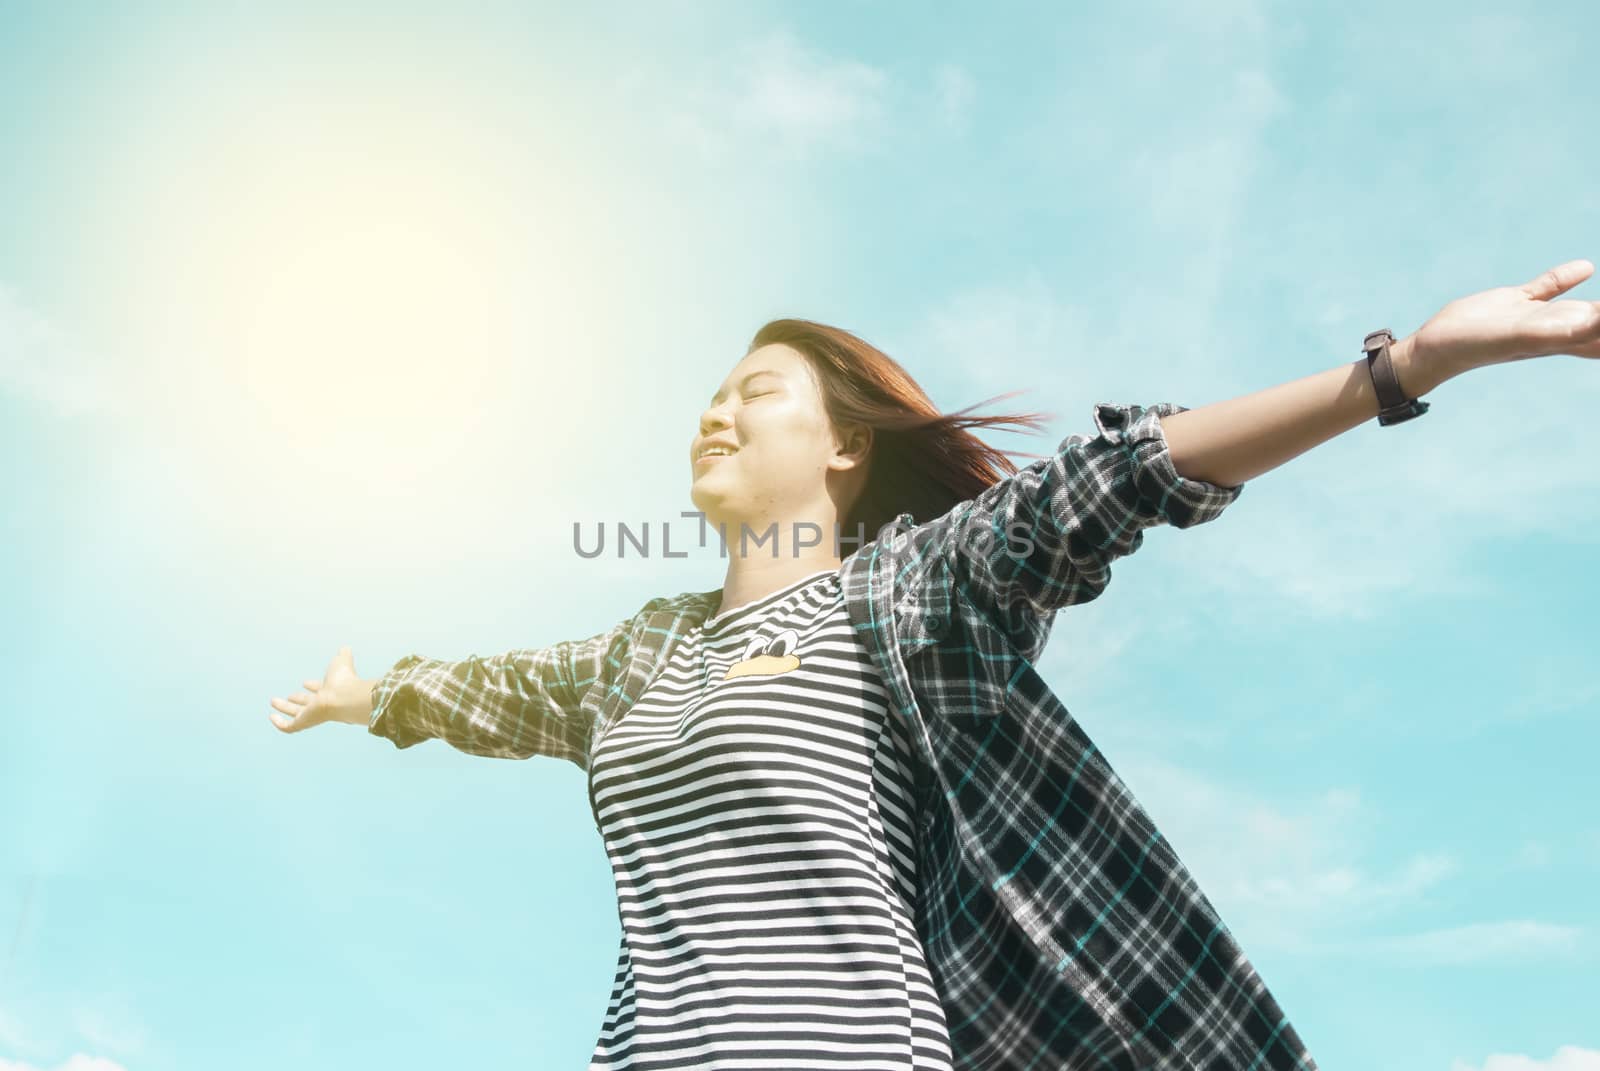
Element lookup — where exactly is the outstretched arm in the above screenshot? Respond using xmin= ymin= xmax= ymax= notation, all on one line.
xmin=1160 ymin=259 xmax=1600 ymax=488
xmin=929 ymin=258 xmax=1599 ymax=651
xmin=367 ymin=615 xmax=634 ymax=766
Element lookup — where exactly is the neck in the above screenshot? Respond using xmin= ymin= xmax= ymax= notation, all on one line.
xmin=706 ymin=506 xmax=850 ymax=617
xmin=699 ymin=495 xmax=866 ymax=617
xmin=715 ymin=550 xmax=842 ymax=618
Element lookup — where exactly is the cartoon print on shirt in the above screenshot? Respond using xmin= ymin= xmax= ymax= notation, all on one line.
xmin=723 ymin=628 xmax=802 ymax=680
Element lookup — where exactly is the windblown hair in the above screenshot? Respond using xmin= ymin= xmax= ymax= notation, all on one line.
xmin=747 ymin=317 xmax=1057 ymax=543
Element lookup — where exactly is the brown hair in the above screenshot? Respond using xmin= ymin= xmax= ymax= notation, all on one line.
xmin=747 ymin=317 xmax=1057 ymax=543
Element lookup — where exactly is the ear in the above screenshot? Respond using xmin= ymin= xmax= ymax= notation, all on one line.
xmin=828 ymin=421 xmax=873 ymax=471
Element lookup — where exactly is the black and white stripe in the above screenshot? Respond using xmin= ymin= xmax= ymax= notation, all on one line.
xmin=586 ymin=568 xmax=951 ymax=1070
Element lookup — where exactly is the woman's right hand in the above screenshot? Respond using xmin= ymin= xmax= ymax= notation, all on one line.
xmin=269 ymin=645 xmax=376 ymax=733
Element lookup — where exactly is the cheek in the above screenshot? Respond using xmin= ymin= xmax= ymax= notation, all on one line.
xmin=741 ymin=443 xmax=823 ymax=493
xmin=744 ymin=411 xmax=833 ymax=475
xmin=766 ymin=428 xmax=832 ymax=473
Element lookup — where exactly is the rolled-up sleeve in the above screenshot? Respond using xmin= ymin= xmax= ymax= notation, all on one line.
xmin=940 ymin=401 xmax=1245 ymax=621
xmin=1092 ymin=401 xmax=1243 ymax=529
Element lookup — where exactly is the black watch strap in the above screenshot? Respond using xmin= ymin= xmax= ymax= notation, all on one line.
xmin=1363 ymin=328 xmax=1430 ymax=426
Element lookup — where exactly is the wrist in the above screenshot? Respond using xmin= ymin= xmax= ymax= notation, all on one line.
xmin=1390 ymin=333 xmax=1456 ymax=398
xmin=343 ymin=679 xmax=378 ymax=726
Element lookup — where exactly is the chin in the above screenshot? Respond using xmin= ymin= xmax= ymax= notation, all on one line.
xmin=688 ymin=489 xmax=726 ymax=523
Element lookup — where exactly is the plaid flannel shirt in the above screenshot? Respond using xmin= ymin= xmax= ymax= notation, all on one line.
xmin=370 ymin=401 xmax=1319 ymax=1071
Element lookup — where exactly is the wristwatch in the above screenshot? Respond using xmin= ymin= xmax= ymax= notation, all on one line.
xmin=1363 ymin=328 xmax=1430 ymax=426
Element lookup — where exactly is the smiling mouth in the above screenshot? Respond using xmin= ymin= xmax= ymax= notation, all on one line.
xmin=694 ymin=451 xmax=735 ymax=467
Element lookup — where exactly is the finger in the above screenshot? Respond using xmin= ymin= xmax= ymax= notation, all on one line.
xmin=270 ymin=695 xmax=305 ymax=717
xmin=289 ymin=691 xmax=312 ymax=704
xmin=336 ymin=645 xmax=354 ymax=664
xmin=269 ymin=704 xmax=303 ymax=732
xmin=1521 ymin=259 xmax=1595 ymax=301
xmin=270 ymin=699 xmax=321 ymax=733
xmin=271 ymin=709 xmax=319 ymax=733
xmin=303 ymin=679 xmax=321 ymax=692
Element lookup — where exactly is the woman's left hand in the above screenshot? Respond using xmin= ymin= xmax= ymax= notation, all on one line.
xmin=1407 ymin=259 xmax=1600 ymax=388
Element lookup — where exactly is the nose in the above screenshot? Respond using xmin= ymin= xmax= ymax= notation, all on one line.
xmin=698 ymin=402 xmax=734 ymax=440
xmin=691 ymin=402 xmax=732 ymax=462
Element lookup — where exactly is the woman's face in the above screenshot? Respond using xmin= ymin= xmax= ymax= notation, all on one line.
xmin=688 ymin=343 xmax=869 ymax=535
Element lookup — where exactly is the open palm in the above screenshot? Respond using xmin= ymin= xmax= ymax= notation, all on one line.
xmin=1414 ymin=258 xmax=1600 ymax=373
xmin=269 ymin=645 xmax=371 ymax=732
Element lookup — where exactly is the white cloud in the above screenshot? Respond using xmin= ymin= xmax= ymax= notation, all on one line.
xmin=1183 ymin=366 xmax=1600 ymax=645
xmin=1451 ymin=1045 xmax=1600 ymax=1071
xmin=1129 ymin=66 xmax=1289 ymax=238
xmin=0 ymin=283 xmax=117 ymax=416
xmin=918 ymin=271 xmax=1095 ymax=398
xmin=932 ymin=63 xmax=975 ymax=132
xmin=1040 ymin=610 xmax=1141 ymax=710
xmin=67 ymin=999 xmax=146 ymax=1060
xmin=1499 ymin=657 xmax=1600 ymax=725
xmin=1101 ymin=750 xmax=1459 ymax=957
xmin=1517 ymin=838 xmax=1553 ymax=868
xmin=1360 ymin=919 xmax=1585 ymax=967
xmin=0 ymin=1006 xmax=31 ymax=1058
xmin=730 ymin=29 xmax=889 ymax=147
xmin=0 ymin=979 xmax=145 ymax=1067
xmin=0 ymin=1056 xmax=129 ymax=1071
xmin=1070 ymin=749 xmax=1589 ymax=970
xmin=619 ymin=26 xmax=902 ymax=164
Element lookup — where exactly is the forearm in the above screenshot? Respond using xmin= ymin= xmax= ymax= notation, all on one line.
xmin=1157 ymin=335 xmax=1457 ymax=488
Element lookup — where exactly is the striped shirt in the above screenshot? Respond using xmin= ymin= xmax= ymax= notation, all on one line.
xmin=369 ymin=401 xmax=1320 ymax=1070
xmin=587 ymin=567 xmax=952 ymax=1069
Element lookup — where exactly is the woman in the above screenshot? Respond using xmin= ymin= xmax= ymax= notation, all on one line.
xmin=269 ymin=259 xmax=1600 ymax=1070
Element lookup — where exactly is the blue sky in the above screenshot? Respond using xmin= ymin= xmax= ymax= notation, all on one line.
xmin=2 ymin=2 xmax=1597 ymax=1069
